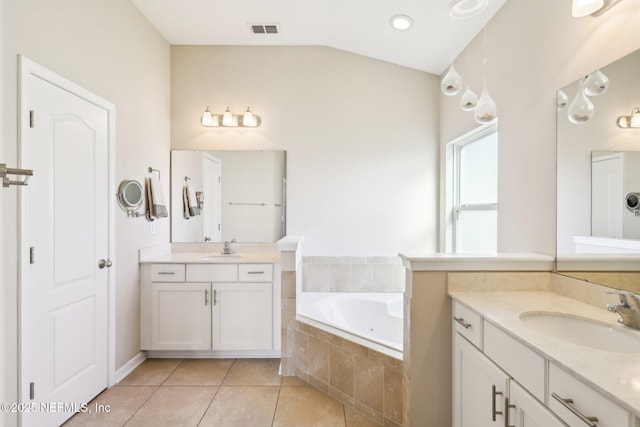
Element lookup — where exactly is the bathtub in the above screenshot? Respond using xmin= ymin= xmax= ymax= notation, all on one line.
xmin=297 ymin=292 xmax=403 ymax=359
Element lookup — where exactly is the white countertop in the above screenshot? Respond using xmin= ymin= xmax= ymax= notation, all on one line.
xmin=140 ymin=251 xmax=281 ymax=264
xmin=400 ymin=253 xmax=555 ymax=271
xmin=449 ymin=291 xmax=640 ymax=416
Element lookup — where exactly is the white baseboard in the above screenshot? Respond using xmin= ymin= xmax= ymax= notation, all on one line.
xmin=114 ymin=351 xmax=147 ymax=384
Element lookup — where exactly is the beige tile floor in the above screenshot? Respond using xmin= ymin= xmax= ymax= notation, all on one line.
xmin=64 ymin=358 xmax=379 ymax=427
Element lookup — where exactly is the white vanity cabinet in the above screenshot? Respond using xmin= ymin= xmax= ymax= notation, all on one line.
xmin=141 ymin=262 xmax=278 ymax=355
xmin=452 ymin=300 xmax=636 ymax=427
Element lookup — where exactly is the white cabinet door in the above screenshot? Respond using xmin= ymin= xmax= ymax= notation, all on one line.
xmin=213 ymin=283 xmax=273 ymax=350
xmin=508 ymin=380 xmax=566 ymax=427
xmin=150 ymin=283 xmax=212 ymax=350
xmin=454 ymin=333 xmax=509 ymax=427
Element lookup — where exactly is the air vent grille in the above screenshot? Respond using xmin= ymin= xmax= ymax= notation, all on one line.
xmin=250 ymin=24 xmax=279 ymax=34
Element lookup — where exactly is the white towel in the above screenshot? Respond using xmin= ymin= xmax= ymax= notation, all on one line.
xmin=148 ymin=176 xmax=168 ymax=218
xmin=183 ymin=187 xmax=191 ymax=219
xmin=187 ymin=187 xmax=200 ymax=216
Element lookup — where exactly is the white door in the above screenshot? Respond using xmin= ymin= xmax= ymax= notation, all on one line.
xmin=202 ymin=154 xmax=222 ymax=242
xmin=591 ymin=153 xmax=623 ymax=238
xmin=20 ymin=59 xmax=112 ymax=427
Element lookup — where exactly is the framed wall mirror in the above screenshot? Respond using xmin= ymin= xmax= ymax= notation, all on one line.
xmin=170 ymin=150 xmax=286 ymax=243
xmin=556 ymin=48 xmax=640 ymax=292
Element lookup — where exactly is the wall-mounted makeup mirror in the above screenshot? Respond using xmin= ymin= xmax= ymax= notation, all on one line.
xmin=117 ymin=179 xmax=145 ymax=217
xmin=556 ymin=48 xmax=640 ymax=292
xmin=170 ymin=150 xmax=286 ymax=243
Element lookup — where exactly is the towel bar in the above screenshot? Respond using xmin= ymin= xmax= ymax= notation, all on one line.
xmin=148 ymin=166 xmax=161 ymax=181
xmin=1 ymin=163 xmax=33 ymax=188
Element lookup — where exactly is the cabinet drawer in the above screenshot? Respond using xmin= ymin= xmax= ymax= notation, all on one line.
xmin=239 ymin=264 xmax=273 ymax=282
xmin=186 ymin=264 xmax=238 ymax=282
xmin=150 ymin=264 xmax=186 ymax=282
xmin=483 ymin=321 xmax=545 ymax=401
xmin=549 ymin=363 xmax=630 ymax=427
xmin=453 ymin=301 xmax=482 ymax=348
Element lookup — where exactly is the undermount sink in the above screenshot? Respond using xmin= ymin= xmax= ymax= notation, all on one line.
xmin=519 ymin=311 xmax=640 ymax=353
xmin=200 ymin=254 xmax=241 ymax=260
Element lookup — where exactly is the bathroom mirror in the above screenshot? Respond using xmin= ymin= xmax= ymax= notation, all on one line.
xmin=170 ymin=150 xmax=286 ymax=243
xmin=556 ymin=48 xmax=640 ymax=291
xmin=117 ymin=179 xmax=144 ymax=217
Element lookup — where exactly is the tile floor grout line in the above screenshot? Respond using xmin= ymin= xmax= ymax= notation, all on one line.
xmin=159 ymin=358 xmax=186 ymax=386
xmin=219 ymin=358 xmax=238 ymax=386
xmin=122 ymin=384 xmax=161 ymax=427
xmin=195 ymin=383 xmax=222 ymax=426
xmin=270 ymin=380 xmax=283 ymax=427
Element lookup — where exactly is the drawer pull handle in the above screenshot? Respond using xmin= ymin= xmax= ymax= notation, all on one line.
xmin=247 ymin=271 xmax=264 ymax=274
xmin=551 ymin=392 xmax=598 ymax=427
xmin=504 ymin=397 xmax=516 ymax=427
xmin=157 ymin=272 xmax=176 ymax=275
xmin=492 ymin=385 xmax=503 ymax=421
xmin=454 ymin=316 xmax=472 ymax=329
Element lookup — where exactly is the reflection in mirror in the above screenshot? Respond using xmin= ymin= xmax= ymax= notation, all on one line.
xmin=171 ymin=150 xmax=286 ymax=243
xmin=556 ymin=48 xmax=640 ymax=290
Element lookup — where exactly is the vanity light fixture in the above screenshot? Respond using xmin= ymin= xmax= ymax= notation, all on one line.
xmin=617 ymin=107 xmax=640 ymax=128
xmin=572 ymin=0 xmax=624 ymax=17
xmin=200 ymin=106 xmax=262 ymax=127
xmin=389 ymin=14 xmax=413 ymax=31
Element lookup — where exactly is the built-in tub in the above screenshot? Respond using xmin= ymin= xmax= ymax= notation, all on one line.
xmin=297 ymin=292 xmax=403 ymax=359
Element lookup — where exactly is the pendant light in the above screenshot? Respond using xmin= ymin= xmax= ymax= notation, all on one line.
xmin=583 ymin=70 xmax=609 ymax=96
xmin=567 ymin=78 xmax=594 ymax=124
xmin=459 ymin=49 xmax=477 ymax=111
xmin=441 ymin=57 xmax=463 ymax=96
xmin=473 ymin=27 xmax=497 ymax=124
xmin=556 ymin=91 xmax=569 ymax=110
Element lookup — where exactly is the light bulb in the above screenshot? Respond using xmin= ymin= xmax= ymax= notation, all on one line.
xmin=460 ymin=86 xmax=478 ymax=111
xmin=631 ymin=108 xmax=640 ymax=128
xmin=557 ymin=91 xmax=569 ymax=110
xmin=583 ymin=70 xmax=609 ymax=96
xmin=222 ymin=107 xmax=233 ymax=126
xmin=201 ymin=107 xmax=214 ymax=126
xmin=441 ymin=62 xmax=463 ymax=96
xmin=242 ymin=107 xmax=257 ymax=127
xmin=474 ymin=78 xmax=497 ymax=123
xmin=567 ymin=79 xmax=594 ymax=124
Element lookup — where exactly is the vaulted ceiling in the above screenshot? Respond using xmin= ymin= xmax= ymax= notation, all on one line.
xmin=130 ymin=0 xmax=506 ymax=75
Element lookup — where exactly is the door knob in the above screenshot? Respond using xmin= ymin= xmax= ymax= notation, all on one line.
xmin=98 ymin=259 xmax=113 ymax=269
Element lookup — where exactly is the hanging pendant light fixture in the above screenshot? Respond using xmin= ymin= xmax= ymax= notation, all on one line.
xmin=583 ymin=70 xmax=609 ymax=96
xmin=441 ymin=58 xmax=463 ymax=96
xmin=567 ymin=78 xmax=595 ymax=124
xmin=556 ymin=91 xmax=569 ymax=110
xmin=459 ymin=49 xmax=477 ymax=111
xmin=473 ymin=26 xmax=497 ymax=123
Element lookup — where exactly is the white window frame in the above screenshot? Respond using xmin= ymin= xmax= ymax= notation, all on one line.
xmin=441 ymin=122 xmax=498 ymax=253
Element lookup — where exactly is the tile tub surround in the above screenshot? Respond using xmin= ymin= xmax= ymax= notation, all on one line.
xmin=294 ymin=321 xmax=403 ymax=427
xmin=302 ymin=256 xmax=405 ymax=293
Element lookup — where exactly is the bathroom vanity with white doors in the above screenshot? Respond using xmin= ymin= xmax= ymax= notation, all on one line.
xmin=451 ymin=296 xmax=640 ymax=427
xmin=139 ymin=251 xmax=281 ymax=357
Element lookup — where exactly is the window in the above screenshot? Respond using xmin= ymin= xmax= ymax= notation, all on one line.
xmin=449 ymin=124 xmax=498 ymax=253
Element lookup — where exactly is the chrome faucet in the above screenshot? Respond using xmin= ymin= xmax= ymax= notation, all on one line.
xmin=607 ymin=291 xmax=640 ymax=330
xmin=221 ymin=238 xmax=236 ymax=255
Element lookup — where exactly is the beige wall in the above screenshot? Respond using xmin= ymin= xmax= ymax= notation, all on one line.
xmin=440 ymin=0 xmax=640 ymax=256
xmin=171 ymin=45 xmax=440 ymax=256
xmin=1 ymin=0 xmax=170 ymax=423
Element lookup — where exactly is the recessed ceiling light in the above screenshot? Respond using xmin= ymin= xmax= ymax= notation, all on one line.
xmin=448 ymin=0 xmax=489 ymax=19
xmin=389 ymin=14 xmax=413 ymax=31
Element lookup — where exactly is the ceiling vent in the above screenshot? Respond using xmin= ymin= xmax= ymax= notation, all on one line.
xmin=250 ymin=24 xmax=279 ymax=35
